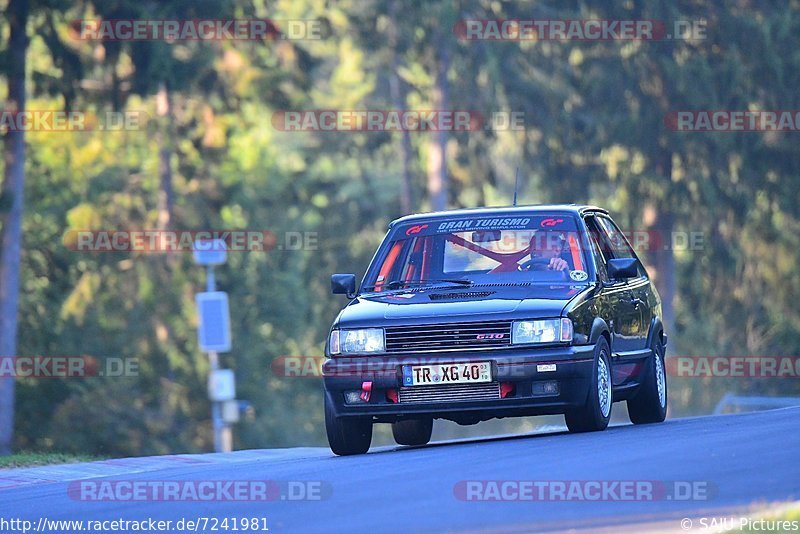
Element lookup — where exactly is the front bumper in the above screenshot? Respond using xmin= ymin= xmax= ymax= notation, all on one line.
xmin=323 ymin=344 xmax=595 ymax=422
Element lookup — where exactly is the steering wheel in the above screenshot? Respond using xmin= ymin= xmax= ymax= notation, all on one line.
xmin=519 ymin=258 xmax=551 ymax=271
xmin=520 ymin=257 xmax=569 ymax=279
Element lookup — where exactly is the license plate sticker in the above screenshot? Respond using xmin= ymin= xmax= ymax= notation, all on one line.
xmin=402 ymin=362 xmax=492 ymax=386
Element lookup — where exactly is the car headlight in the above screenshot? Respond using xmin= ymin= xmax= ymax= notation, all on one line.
xmin=512 ymin=318 xmax=573 ymax=344
xmin=329 ymin=328 xmax=384 ymax=355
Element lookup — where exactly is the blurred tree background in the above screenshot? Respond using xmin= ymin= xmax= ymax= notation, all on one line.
xmin=0 ymin=0 xmax=798 ymax=456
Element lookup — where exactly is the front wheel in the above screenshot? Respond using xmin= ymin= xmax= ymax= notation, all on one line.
xmin=627 ymin=335 xmax=668 ymax=424
xmin=392 ymin=417 xmax=433 ymax=446
xmin=566 ymin=337 xmax=612 ymax=433
xmin=325 ymin=395 xmax=372 ymax=455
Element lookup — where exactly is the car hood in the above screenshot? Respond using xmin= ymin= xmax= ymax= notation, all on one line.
xmin=335 ymin=284 xmax=591 ymax=327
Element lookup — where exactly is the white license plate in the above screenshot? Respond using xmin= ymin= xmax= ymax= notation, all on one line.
xmin=402 ymin=362 xmax=492 ymax=386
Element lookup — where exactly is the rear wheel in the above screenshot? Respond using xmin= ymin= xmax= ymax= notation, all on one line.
xmin=392 ymin=417 xmax=433 ymax=446
xmin=627 ymin=335 xmax=668 ymax=424
xmin=325 ymin=395 xmax=372 ymax=455
xmin=566 ymin=337 xmax=612 ymax=433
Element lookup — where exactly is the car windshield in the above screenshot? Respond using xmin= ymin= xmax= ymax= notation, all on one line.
xmin=362 ymin=213 xmax=591 ymax=291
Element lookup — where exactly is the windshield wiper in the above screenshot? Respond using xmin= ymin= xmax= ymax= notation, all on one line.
xmin=397 ymin=278 xmax=473 ymax=288
xmin=363 ymin=278 xmax=473 ymax=291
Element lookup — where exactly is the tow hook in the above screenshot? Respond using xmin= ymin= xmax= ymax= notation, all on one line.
xmin=360 ymin=381 xmax=373 ymax=402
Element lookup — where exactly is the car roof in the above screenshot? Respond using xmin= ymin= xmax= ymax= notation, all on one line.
xmin=389 ymin=204 xmax=609 ymax=227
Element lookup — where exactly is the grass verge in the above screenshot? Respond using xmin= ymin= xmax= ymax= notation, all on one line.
xmin=733 ymin=502 xmax=800 ymax=532
xmin=0 ymin=452 xmax=103 ymax=469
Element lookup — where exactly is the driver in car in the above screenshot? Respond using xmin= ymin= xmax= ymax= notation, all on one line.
xmin=521 ymin=232 xmax=569 ymax=271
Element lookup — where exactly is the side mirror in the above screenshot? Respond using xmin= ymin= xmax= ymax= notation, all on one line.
xmin=607 ymin=258 xmax=639 ymax=280
xmin=331 ymin=274 xmax=357 ymax=298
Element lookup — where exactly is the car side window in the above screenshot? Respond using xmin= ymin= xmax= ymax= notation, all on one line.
xmin=583 ymin=216 xmax=610 ymax=284
xmin=596 ymin=216 xmax=647 ymax=278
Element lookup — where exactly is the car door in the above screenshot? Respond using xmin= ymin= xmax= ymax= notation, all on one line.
xmin=584 ymin=216 xmax=639 ymax=354
xmin=595 ymin=216 xmax=649 ymax=351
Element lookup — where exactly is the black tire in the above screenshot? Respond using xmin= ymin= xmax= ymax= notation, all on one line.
xmin=325 ymin=395 xmax=372 ymax=455
xmin=565 ymin=337 xmax=612 ymax=433
xmin=627 ymin=335 xmax=668 ymax=424
xmin=392 ymin=417 xmax=433 ymax=446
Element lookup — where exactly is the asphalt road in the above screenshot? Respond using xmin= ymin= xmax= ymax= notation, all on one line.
xmin=1 ymin=408 xmax=798 ymax=533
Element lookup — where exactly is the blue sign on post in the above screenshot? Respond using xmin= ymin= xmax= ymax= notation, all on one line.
xmin=196 ymin=291 xmax=232 ymax=353
xmin=193 ymin=238 xmax=228 ymax=266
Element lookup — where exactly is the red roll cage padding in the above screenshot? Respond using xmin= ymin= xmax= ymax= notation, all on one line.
xmin=445 ymin=234 xmax=531 ymax=273
xmin=420 ymin=237 xmax=430 ymax=280
xmin=568 ymin=233 xmax=584 ymax=271
xmin=405 ymin=236 xmax=425 ymax=282
xmin=375 ymin=241 xmax=404 ymax=291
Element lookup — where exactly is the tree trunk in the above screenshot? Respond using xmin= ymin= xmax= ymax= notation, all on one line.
xmin=426 ymin=35 xmax=449 ymax=212
xmin=388 ymin=1 xmax=413 ymax=214
xmin=156 ymin=83 xmax=173 ymax=230
xmin=0 ymin=0 xmax=29 ymax=455
xmin=391 ymin=74 xmax=414 ymax=214
xmin=644 ymin=150 xmax=676 ymax=337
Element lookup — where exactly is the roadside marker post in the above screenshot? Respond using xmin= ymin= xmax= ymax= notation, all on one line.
xmin=194 ymin=238 xmax=235 ymax=453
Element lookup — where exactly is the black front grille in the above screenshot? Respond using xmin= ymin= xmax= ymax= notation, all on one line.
xmin=385 ymin=321 xmax=512 ymax=353
xmin=399 ymin=382 xmax=501 ymax=403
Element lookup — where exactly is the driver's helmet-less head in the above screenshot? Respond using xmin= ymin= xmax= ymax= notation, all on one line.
xmin=529 ymin=231 xmax=566 ymax=258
